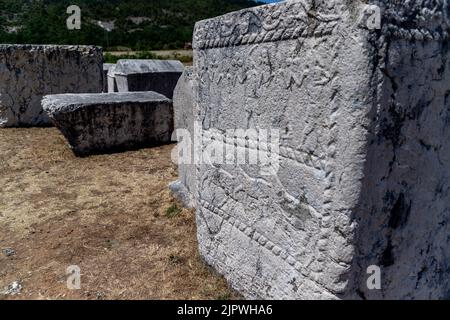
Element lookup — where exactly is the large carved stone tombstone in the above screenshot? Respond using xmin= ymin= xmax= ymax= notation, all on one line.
xmin=0 ymin=45 xmax=103 ymax=127
xmin=193 ymin=0 xmax=449 ymax=299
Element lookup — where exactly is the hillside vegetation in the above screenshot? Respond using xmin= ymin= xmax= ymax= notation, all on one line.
xmin=0 ymin=0 xmax=263 ymax=50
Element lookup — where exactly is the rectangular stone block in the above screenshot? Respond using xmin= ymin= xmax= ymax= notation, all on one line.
xmin=113 ymin=59 xmax=184 ymax=98
xmin=170 ymin=67 xmax=196 ymax=208
xmin=103 ymin=63 xmax=115 ymax=92
xmin=192 ymin=0 xmax=449 ymax=299
xmin=42 ymin=92 xmax=173 ymax=156
xmin=107 ymin=64 xmax=119 ymax=93
xmin=0 ymin=45 xmax=103 ymax=127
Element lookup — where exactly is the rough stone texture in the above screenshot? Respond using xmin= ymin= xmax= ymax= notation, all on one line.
xmin=350 ymin=0 xmax=450 ymax=300
xmin=42 ymin=92 xmax=173 ymax=156
xmin=170 ymin=67 xmax=196 ymax=208
xmin=103 ymin=63 xmax=115 ymax=92
xmin=173 ymin=67 xmax=195 ymax=134
xmin=107 ymin=64 xmax=119 ymax=93
xmin=114 ymin=59 xmax=184 ymax=98
xmin=0 ymin=45 xmax=103 ymax=127
xmin=193 ymin=0 xmax=449 ymax=299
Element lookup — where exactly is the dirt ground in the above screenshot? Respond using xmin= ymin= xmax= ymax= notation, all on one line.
xmin=0 ymin=128 xmax=237 ymax=300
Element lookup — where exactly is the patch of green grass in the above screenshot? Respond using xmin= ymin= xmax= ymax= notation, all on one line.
xmin=165 ymin=203 xmax=181 ymax=218
xmin=169 ymin=52 xmax=193 ymax=63
xmin=104 ymin=51 xmax=159 ymax=64
xmin=216 ymin=292 xmax=232 ymax=300
xmin=104 ymin=51 xmax=193 ymax=64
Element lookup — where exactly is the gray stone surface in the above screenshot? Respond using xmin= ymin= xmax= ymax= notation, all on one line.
xmin=107 ymin=64 xmax=118 ymax=93
xmin=0 ymin=45 xmax=103 ymax=127
xmin=103 ymin=63 xmax=115 ymax=92
xmin=350 ymin=0 xmax=450 ymax=300
xmin=170 ymin=67 xmax=196 ymax=208
xmin=42 ymin=92 xmax=173 ymax=156
xmin=114 ymin=59 xmax=184 ymax=98
xmin=192 ymin=0 xmax=449 ymax=299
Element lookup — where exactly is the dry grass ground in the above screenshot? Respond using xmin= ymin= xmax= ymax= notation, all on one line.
xmin=108 ymin=50 xmax=193 ymax=58
xmin=106 ymin=50 xmax=194 ymax=66
xmin=0 ymin=128 xmax=237 ymax=300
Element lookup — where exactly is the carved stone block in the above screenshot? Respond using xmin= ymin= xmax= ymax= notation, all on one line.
xmin=42 ymin=92 xmax=173 ymax=156
xmin=193 ymin=0 xmax=449 ymax=299
xmin=103 ymin=63 xmax=115 ymax=92
xmin=170 ymin=67 xmax=197 ymax=208
xmin=113 ymin=59 xmax=184 ymax=99
xmin=0 ymin=45 xmax=103 ymax=127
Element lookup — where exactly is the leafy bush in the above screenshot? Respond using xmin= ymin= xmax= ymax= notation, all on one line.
xmin=0 ymin=0 xmax=264 ymax=50
xmin=103 ymin=51 xmax=192 ymax=63
xmin=104 ymin=51 xmax=159 ymax=63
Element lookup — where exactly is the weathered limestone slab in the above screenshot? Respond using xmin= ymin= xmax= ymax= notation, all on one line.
xmin=114 ymin=59 xmax=184 ymax=98
xmin=103 ymin=63 xmax=115 ymax=92
xmin=42 ymin=92 xmax=173 ymax=156
xmin=107 ymin=64 xmax=118 ymax=93
xmin=173 ymin=67 xmax=195 ymax=134
xmin=193 ymin=0 xmax=449 ymax=299
xmin=0 ymin=45 xmax=103 ymax=127
xmin=170 ymin=67 xmax=196 ymax=208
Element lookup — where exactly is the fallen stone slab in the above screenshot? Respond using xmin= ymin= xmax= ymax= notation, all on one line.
xmin=103 ymin=63 xmax=115 ymax=92
xmin=0 ymin=45 xmax=103 ymax=127
xmin=169 ymin=67 xmax=197 ymax=208
xmin=42 ymin=92 xmax=173 ymax=156
xmin=192 ymin=0 xmax=449 ymax=300
xmin=113 ymin=59 xmax=184 ymax=98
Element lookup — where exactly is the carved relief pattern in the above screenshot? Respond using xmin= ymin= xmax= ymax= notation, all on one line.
xmin=381 ymin=0 xmax=449 ymax=41
xmin=193 ymin=0 xmax=341 ymax=50
xmin=193 ymin=0 xmax=449 ymax=50
xmin=196 ymin=44 xmax=335 ymax=103
xmin=192 ymin=0 xmax=449 ymax=299
xmin=194 ymin=36 xmax=354 ymax=294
